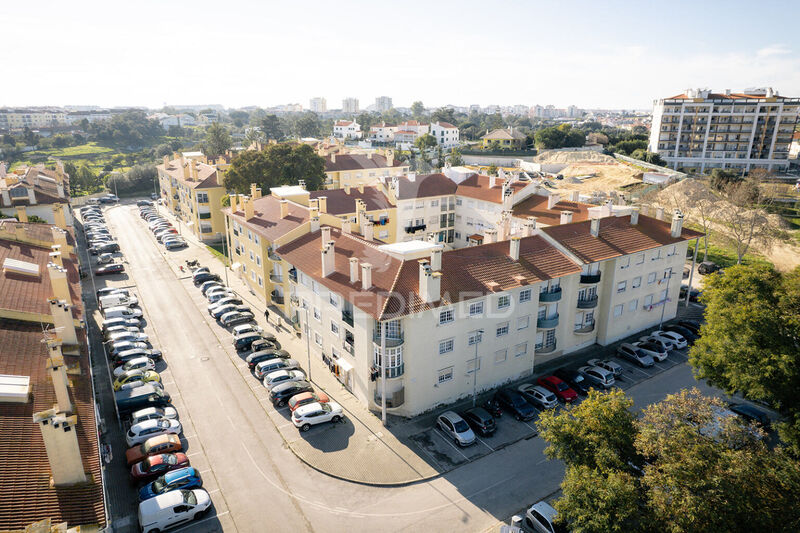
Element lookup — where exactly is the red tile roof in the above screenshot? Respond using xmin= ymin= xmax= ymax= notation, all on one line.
xmin=225 ymin=195 xmax=309 ymax=242
xmin=309 ymin=186 xmax=393 ymax=215
xmin=542 ymin=214 xmax=704 ymax=264
xmin=394 ymin=173 xmax=457 ymax=199
xmin=0 ymin=322 xmax=106 ymax=529
xmin=1 ymin=166 xmax=71 ymax=206
xmin=666 ymin=92 xmax=797 ymax=101
xmin=335 ymin=120 xmax=354 ymax=127
xmin=324 ymin=153 xmax=405 ymax=172
xmin=434 ymin=121 xmax=456 ymax=129
xmin=511 ymin=194 xmax=592 ymax=226
xmin=159 ymin=158 xmax=221 ymax=189
xmin=456 ymin=174 xmax=528 ymax=203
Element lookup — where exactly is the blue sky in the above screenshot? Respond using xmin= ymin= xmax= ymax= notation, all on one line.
xmin=1 ymin=0 xmax=798 ymax=110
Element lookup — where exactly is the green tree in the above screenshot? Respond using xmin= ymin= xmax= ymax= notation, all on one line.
xmin=223 ymin=143 xmax=325 ymax=193
xmin=411 ymin=101 xmax=425 ymax=120
xmin=448 ymin=148 xmax=464 ymax=166
xmin=431 ymin=107 xmax=456 ymax=125
xmin=612 ymin=139 xmax=649 ymax=155
xmin=295 ymin=112 xmax=322 ymax=138
xmin=486 ymin=164 xmax=498 ymax=176
xmin=629 ymin=149 xmax=667 ymax=167
xmin=414 ymin=133 xmax=437 ymax=153
xmin=709 ymin=168 xmax=742 ymax=191
xmin=534 ymin=126 xmax=566 ymax=149
xmin=260 ymin=114 xmax=284 ymax=141
xmin=204 ymin=123 xmax=232 ymax=158
xmin=689 ymin=264 xmax=800 ymax=454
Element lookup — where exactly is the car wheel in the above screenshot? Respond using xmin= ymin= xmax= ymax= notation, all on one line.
xmin=515 ymin=414 xmax=522 ymax=421
xmin=331 ymin=415 xmax=341 ymax=423
xmin=147 ymin=529 xmax=161 ymax=533
xmin=194 ymin=508 xmax=210 ymax=520
xmin=277 ymin=400 xmax=286 ymax=407
xmin=301 ymin=423 xmax=311 ymax=432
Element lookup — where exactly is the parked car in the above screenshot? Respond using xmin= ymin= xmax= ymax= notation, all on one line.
xmin=108 ymin=341 xmax=150 ymax=357
xmin=126 ymin=418 xmax=182 ymax=447
xmin=165 ymin=240 xmax=188 ymax=250
xmin=698 ymin=261 xmax=720 ymax=275
xmin=199 ymin=280 xmax=224 ymax=295
xmin=104 ymin=325 xmax=142 ymax=339
xmin=292 ymin=401 xmax=344 ymax=431
xmin=552 ymin=368 xmax=590 ymax=396
xmin=113 ymin=348 xmax=162 ymax=365
xmin=95 ymin=264 xmax=125 ymax=275
xmin=246 ymin=349 xmax=290 ymax=369
xmin=193 ymin=272 xmax=221 ymax=286
xmin=587 ymin=358 xmax=624 ymax=377
xmin=249 ymin=338 xmax=280 ymax=353
xmin=130 ymin=453 xmax=190 ymax=482
xmin=677 ymin=320 xmax=701 ymax=336
xmin=616 ymin=343 xmax=655 ymax=367
xmin=97 ymin=253 xmax=115 ymax=264
xmin=126 ymin=434 xmax=182 ymax=465
xmin=115 ymin=385 xmax=171 ymax=416
xmin=113 ymin=357 xmax=156 ymax=378
xmin=632 ymin=340 xmax=668 ymax=362
xmin=578 ymin=365 xmax=616 ymax=389
xmin=518 ymin=384 xmax=558 ymax=409
xmin=220 ymin=311 xmax=255 ymax=327
xmin=263 ymin=369 xmax=306 ymax=390
xmin=461 ymin=407 xmax=497 ymax=437
xmin=650 ymin=330 xmax=688 ymax=350
xmin=679 ymin=285 xmax=702 ymax=303
xmin=130 ymin=406 xmax=179 ymax=425
xmin=639 ymin=334 xmax=674 ymax=352
xmin=106 ymin=331 xmax=149 ymax=344
xmin=102 ymin=317 xmax=141 ymax=331
xmin=207 ymin=296 xmax=242 ymax=312
xmin=97 ymin=287 xmax=129 ymax=298
xmin=138 ymin=467 xmax=203 ymax=502
xmin=191 ymin=267 xmax=211 ymax=277
xmin=270 ymin=380 xmax=314 ymax=407
xmin=207 ymin=290 xmax=235 ymax=303
xmin=729 ymin=403 xmax=770 ymax=428
xmin=234 ymin=332 xmax=265 ymax=352
xmin=536 ymin=375 xmax=578 ymax=403
xmin=288 ymin=391 xmax=330 ymax=412
xmin=137 ymin=488 xmax=211 ymax=532
xmin=525 ymin=501 xmax=565 ymax=533
xmin=210 ymin=303 xmax=241 ymax=319
xmin=254 ymin=358 xmax=300 ymax=379
xmin=436 ymin=411 xmax=476 ymax=446
xmin=495 ymin=388 xmax=537 ymax=421
xmin=663 ymin=324 xmax=698 ymax=344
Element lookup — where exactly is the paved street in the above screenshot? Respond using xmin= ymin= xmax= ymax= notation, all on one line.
xmin=90 ymin=201 xmax=730 ymax=533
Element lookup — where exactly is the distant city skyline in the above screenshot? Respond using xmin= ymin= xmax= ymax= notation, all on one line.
xmin=1 ymin=0 xmax=798 ymax=110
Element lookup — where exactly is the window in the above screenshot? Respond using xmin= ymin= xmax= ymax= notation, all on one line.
xmin=301 ymin=299 xmax=309 ymax=310
xmin=439 ymin=338 xmax=454 ymax=354
xmin=644 ymin=294 xmax=653 ymax=307
xmin=254 ymin=235 xmax=260 ymax=245
xmin=517 ymin=315 xmax=530 ymax=330
xmin=614 ymin=304 xmax=624 ymax=317
xmin=256 ymin=255 xmax=261 ymax=266
xmin=515 ymin=342 xmax=528 ymax=357
xmin=247 ymin=230 xmax=252 ymax=241
xmin=251 ymin=271 xmax=256 ymax=281
xmin=439 ymin=309 xmax=454 ymax=325
xmin=431 ymin=200 xmax=439 ymax=207
xmin=663 ymin=267 xmax=672 ymax=279
xmin=258 ymin=276 xmax=263 ymax=287
xmin=629 ymin=298 xmax=638 ymax=312
xmin=455 ymin=231 xmax=461 ymax=240
xmin=469 ymin=301 xmax=484 ymax=316
xmin=667 ymin=245 xmax=677 ymax=256
xmin=519 ymin=288 xmax=532 ymax=303
xmin=619 ymin=257 xmax=630 ymax=269
xmin=456 ymin=198 xmax=462 ymax=206
xmin=636 ymin=253 xmax=645 ymax=265
xmin=314 ymin=332 xmax=323 ymax=346
xmin=647 ymin=272 xmax=657 ymax=284
xmin=330 ymin=321 xmax=339 ymax=336
xmin=632 ymin=276 xmax=642 ymax=288
xmin=438 ymin=367 xmax=454 ymax=384
xmin=659 ymin=288 xmax=668 ymax=302
xmin=466 ymin=358 xmax=481 ymax=374
xmin=467 ymin=330 xmax=483 ymax=345
xmin=617 ymin=281 xmax=627 ymax=293
xmin=494 ymin=349 xmax=507 ymax=364
xmin=496 ymin=322 xmax=509 ymax=337
xmin=313 ymin=307 xmax=321 ymax=321
xmin=249 ymin=250 xmax=254 ymax=261
xmin=497 ymin=295 xmax=510 ymax=309
xmin=329 ymin=293 xmax=338 ymax=308
xmin=651 ymin=250 xmax=662 ymax=261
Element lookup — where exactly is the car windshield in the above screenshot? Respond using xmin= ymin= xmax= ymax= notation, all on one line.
xmin=453 ymin=420 xmax=470 ymax=432
xmin=573 ymin=374 xmax=584 ymax=383
xmin=556 ymin=382 xmax=568 ymax=391
xmin=182 ymin=490 xmax=197 ymax=505
xmin=152 ymin=478 xmax=166 ymax=492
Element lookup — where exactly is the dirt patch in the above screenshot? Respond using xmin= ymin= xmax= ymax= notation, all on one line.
xmin=534 ymin=150 xmax=617 ymax=164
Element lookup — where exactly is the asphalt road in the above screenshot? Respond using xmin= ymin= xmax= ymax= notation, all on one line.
xmin=103 ymin=203 xmax=722 ymax=533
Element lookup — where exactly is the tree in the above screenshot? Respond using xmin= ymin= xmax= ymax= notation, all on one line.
xmin=611 ymin=139 xmax=648 ymax=155
xmin=204 ymin=123 xmax=232 ymax=158
xmin=223 ymin=143 xmax=325 ymax=193
xmin=709 ymin=168 xmax=741 ymax=191
xmin=410 ymin=101 xmax=425 ymax=120
xmin=260 ymin=114 xmax=284 ymax=141
xmin=534 ymin=126 xmax=566 ymax=149
xmin=414 ymin=133 xmax=437 ymax=153
xmin=718 ymin=177 xmax=775 ymax=263
xmin=486 ymin=164 xmax=498 ymax=176
xmin=448 ymin=147 xmax=464 ymax=167
xmin=629 ymin=149 xmax=667 ymax=167
xmin=295 ymin=112 xmax=322 ymax=138
xmin=689 ymin=264 xmax=800 ymax=454
xmin=431 ymin=107 xmax=456 ymax=125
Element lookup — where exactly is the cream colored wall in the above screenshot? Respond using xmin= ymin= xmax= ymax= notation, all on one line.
xmin=325 ymin=165 xmax=409 ymax=189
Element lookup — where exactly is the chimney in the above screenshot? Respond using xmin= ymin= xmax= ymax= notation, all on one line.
xmin=331 ymin=153 xmax=336 ymax=164
xmin=321 ymin=240 xmax=335 ymax=277
xmin=182 ymin=161 xmax=190 ymax=179
xmin=386 ymin=150 xmax=394 ymax=166
xmin=279 ymin=200 xmax=289 ymax=218
xmin=318 ymin=196 xmax=327 ymax=214
xmin=243 ymin=196 xmax=254 ymax=220
xmin=321 ymin=226 xmax=331 ymax=242
xmin=46 ymin=341 xmax=72 ymax=413
xmin=670 ymin=210 xmax=684 ymax=238
xmin=484 ymin=228 xmax=497 ymax=243
xmin=15 ymin=221 xmax=27 ymax=241
xmin=48 ymin=263 xmax=71 ymax=305
xmin=571 ymin=191 xmax=579 ymax=202
xmin=190 ymin=161 xmax=199 ymax=181
xmin=361 ymin=263 xmax=372 ymax=290
xmin=655 ymin=206 xmax=664 ymax=220
xmin=49 ymin=299 xmax=78 ymax=345
xmin=407 ymin=172 xmax=416 ymax=182
xmin=349 ymin=257 xmax=359 ymax=284
xmin=630 ymin=206 xmax=640 ymax=225
xmin=230 ymin=194 xmax=239 ymax=213
xmin=363 ymin=221 xmax=374 ymax=241
xmin=51 ymin=227 xmax=68 ymax=250
xmin=490 ymin=174 xmax=497 ymax=188
xmin=547 ymin=194 xmax=559 ymax=210
xmin=1 ymin=189 xmax=10 ymax=206
xmin=342 ymin=219 xmax=352 ymax=234
xmin=16 ymin=205 xmax=28 ymax=223
xmin=173 ymin=151 xmax=180 ymax=162
xmin=299 ymin=179 xmax=306 ymax=190
xmin=53 ymin=203 xmax=67 ymax=229
xmin=163 ymin=155 xmax=169 ymax=168
xmin=56 ymin=181 xmax=65 ymax=198
xmin=250 ymin=183 xmax=258 ymax=198
xmin=32 ymin=409 xmax=87 ymax=485
xmin=49 ymin=249 xmax=63 ymax=268
xmin=509 ymin=236 xmax=521 ymax=261
xmin=430 ymin=248 xmax=442 ymax=271
xmin=418 ymin=259 xmax=442 ymax=304
xmin=560 ymin=211 xmax=573 ymax=224
xmin=310 ymin=215 xmax=320 ymax=233
xmin=640 ymin=205 xmax=649 ymax=217
xmin=357 ymin=183 xmax=364 ymax=194
xmin=524 ymin=217 xmax=537 ymax=237
xmin=26 ymin=185 xmax=36 ymax=205
xmin=590 ymin=217 xmax=600 ymax=237
xmin=367 ymin=152 xmax=373 ymax=159
xmin=344 ymin=184 xmax=351 ymax=194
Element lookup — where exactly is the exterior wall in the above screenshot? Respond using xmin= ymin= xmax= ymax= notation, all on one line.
xmin=453 ymin=196 xmax=502 ymax=246
xmin=229 ymin=216 xmax=270 ymax=301
xmin=430 ymin=124 xmax=460 ymax=149
xmin=157 ymin=167 xmax=225 ymax=243
xmin=324 ymin=164 xmax=408 ymax=190
xmin=396 ymin=195 xmax=456 ymax=245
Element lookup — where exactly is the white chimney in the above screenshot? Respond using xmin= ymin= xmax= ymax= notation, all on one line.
xmin=46 ymin=341 xmax=72 ymax=413
xmin=342 ymin=219 xmax=352 ymax=234
xmin=310 ymin=215 xmax=320 ymax=233
xmin=51 ymin=227 xmax=68 ymax=250
xmin=361 ymin=263 xmax=372 ymax=290
xmin=590 ymin=217 xmax=600 ymax=237
xmin=56 ymin=182 xmax=65 ymax=198
xmin=571 ymin=191 xmax=579 ymax=202
xmin=490 ymin=174 xmax=497 ymax=188
xmin=630 ymin=207 xmax=640 ymax=225
xmin=484 ymin=228 xmax=497 ymax=243
xmin=407 ymin=172 xmax=416 ymax=182
xmin=560 ymin=211 xmax=573 ymax=225
xmin=299 ymin=179 xmax=306 ymax=190
xmin=321 ymin=240 xmax=335 ymax=277
xmin=670 ymin=210 xmax=684 ymax=238
xmin=318 ymin=196 xmax=327 ymax=214
xmin=49 ymin=250 xmax=63 ymax=268
xmin=344 ymin=184 xmax=351 ymax=194
xmin=524 ymin=217 xmax=537 ymax=237
xmin=321 ymin=226 xmax=331 ymax=243
xmin=547 ymin=194 xmax=559 ymax=210
xmin=280 ymin=200 xmax=289 ymax=219
xmin=1 ymin=189 xmax=10 ymax=206
xmin=418 ymin=259 xmax=442 ymax=304
xmin=363 ymin=221 xmax=374 ymax=241
xmin=48 ymin=263 xmax=71 ymax=305
xmin=430 ymin=248 xmax=442 ymax=271
xmin=655 ymin=206 xmax=664 ymax=220
xmin=32 ymin=409 xmax=86 ymax=485
xmin=49 ymin=299 xmax=78 ymax=345
xmin=27 ymin=187 xmax=37 ymax=205
xmin=349 ymin=257 xmax=359 ymax=284
xmin=509 ymin=236 xmax=521 ymax=261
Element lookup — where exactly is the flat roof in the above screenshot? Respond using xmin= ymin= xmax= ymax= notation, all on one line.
xmin=378 ymin=241 xmax=440 ymax=254
xmin=271 ymin=186 xmax=309 ymax=197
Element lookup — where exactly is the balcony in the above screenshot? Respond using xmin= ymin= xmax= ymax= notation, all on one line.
xmin=536 ymin=342 xmax=557 ymax=354
xmin=268 ymin=249 xmax=281 ymax=261
xmin=342 ymin=310 xmax=354 ymax=326
xmin=199 ymin=212 xmax=211 ymax=219
xmin=373 ymin=363 xmax=405 ymax=380
xmin=373 ymin=331 xmax=404 ymax=347
xmin=574 ymin=321 xmax=595 ymax=334
xmin=269 ymin=273 xmax=283 ymax=283
xmin=270 ymin=291 xmax=285 ymax=305
xmin=537 ymin=314 xmax=559 ymax=329
xmin=404 ymin=224 xmax=426 ymax=234
xmin=539 ymin=287 xmax=562 ymax=303
xmin=288 ymin=269 xmax=297 ymax=283
xmin=290 ymin=295 xmax=299 ymax=306
xmin=580 ymin=271 xmax=601 ymax=284
xmin=577 ymin=295 xmax=598 ymax=309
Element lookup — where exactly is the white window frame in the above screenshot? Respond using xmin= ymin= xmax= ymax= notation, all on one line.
xmin=517 ymin=315 xmax=530 ymax=330
xmin=439 ymin=338 xmax=454 ymax=354
xmin=497 ymin=294 xmax=510 ymax=309
xmin=613 ymin=304 xmax=624 ymax=317
xmin=494 ymin=349 xmax=507 ymax=364
xmin=438 ymin=367 xmax=454 ymax=384
xmin=439 ymin=309 xmax=454 ymax=325
xmin=469 ymin=301 xmax=484 ymax=316
xmin=496 ymin=322 xmax=509 ymax=337
xmin=519 ymin=288 xmax=532 ymax=303
xmin=514 ymin=342 xmax=527 ymax=357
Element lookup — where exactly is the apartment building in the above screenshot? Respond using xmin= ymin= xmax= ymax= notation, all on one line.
xmin=323 ymin=150 xmax=408 ymax=189
xmin=333 ymin=120 xmax=362 ymax=139
xmin=1 ymin=163 xmax=72 ymax=228
xmin=157 ymin=153 xmax=227 ymax=243
xmin=310 ymin=97 xmax=327 ymax=113
xmin=274 ymin=209 xmax=701 ymax=417
xmin=374 ymin=96 xmax=393 ymax=112
xmin=0 ymin=108 xmax=67 ymax=131
xmin=369 ymin=122 xmax=398 ymax=143
xmin=649 ymin=87 xmax=800 ymax=172
xmin=429 ymin=121 xmax=460 ymax=149
xmin=342 ymin=98 xmax=360 ymax=114
xmin=0 ymin=221 xmax=106 ymax=529
xmin=387 ymin=173 xmax=458 ymax=244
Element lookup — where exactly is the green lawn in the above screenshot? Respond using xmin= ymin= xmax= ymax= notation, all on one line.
xmin=11 ymin=142 xmax=134 ymax=175
xmin=205 ymin=243 xmax=230 ymax=266
xmin=688 ymin=241 xmax=772 ymax=268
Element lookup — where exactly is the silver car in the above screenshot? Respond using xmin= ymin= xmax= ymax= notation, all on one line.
xmin=616 ymin=343 xmax=655 ymax=368
xmin=578 ymin=365 xmax=616 ymax=389
xmin=436 ymin=411 xmax=476 ymax=447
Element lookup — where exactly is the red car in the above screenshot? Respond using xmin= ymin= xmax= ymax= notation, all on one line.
xmin=536 ymin=375 xmax=578 ymax=403
xmin=95 ymin=264 xmax=125 ymax=276
xmin=130 ymin=452 xmax=189 ymax=482
xmin=288 ymin=391 xmax=330 ymax=412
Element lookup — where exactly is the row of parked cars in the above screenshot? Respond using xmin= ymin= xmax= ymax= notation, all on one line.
xmin=87 ymin=204 xmax=211 ymax=533
xmin=190 ymin=264 xmax=345 ymax=432
xmin=139 ymin=202 xmax=188 ymax=250
xmin=434 ymin=321 xmax=702 ymax=448
xmin=80 ymin=205 xmax=125 ymax=276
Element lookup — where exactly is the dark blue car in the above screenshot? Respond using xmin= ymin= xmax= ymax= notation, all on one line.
xmin=138 ymin=467 xmax=203 ymax=501
xmin=495 ymin=388 xmax=537 ymax=421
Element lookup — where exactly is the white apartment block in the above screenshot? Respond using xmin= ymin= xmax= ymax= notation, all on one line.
xmin=649 ymin=87 xmax=799 ymax=172
xmin=374 ymin=96 xmax=393 ymax=112
xmin=276 ymin=210 xmax=701 ymax=418
xmin=342 ymin=98 xmax=360 ymax=114
xmin=310 ymin=97 xmax=327 ymax=113
xmin=369 ymin=122 xmax=398 ymax=143
xmin=333 ymin=120 xmax=362 ymax=139
xmin=430 ymin=121 xmax=460 ymax=149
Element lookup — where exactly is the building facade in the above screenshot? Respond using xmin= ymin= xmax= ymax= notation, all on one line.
xmin=1 ymin=163 xmax=72 ymax=227
xmin=374 ymin=96 xmax=393 ymax=112
xmin=310 ymin=97 xmax=327 ymax=113
xmin=323 ymin=150 xmax=408 ymax=189
xmin=342 ymin=98 xmax=360 ymax=114
xmin=333 ymin=120 xmax=362 ymax=139
xmin=649 ymin=88 xmax=799 ymax=172
xmin=429 ymin=121 xmax=460 ymax=149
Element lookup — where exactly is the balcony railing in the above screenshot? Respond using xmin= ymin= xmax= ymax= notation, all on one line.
xmin=537 ymin=315 xmax=559 ymax=329
xmin=342 ymin=340 xmax=354 ymax=355
xmin=270 ymin=292 xmax=284 ymax=304
xmin=574 ymin=321 xmax=595 ymax=334
xmin=290 ymin=295 xmax=299 ymax=306
xmin=404 ymin=224 xmax=427 ymax=234
xmin=577 ymin=295 xmax=598 ymax=309
xmin=536 ymin=342 xmax=557 ymax=354
xmin=342 ymin=310 xmax=354 ymax=326
xmin=580 ymin=272 xmax=602 ymax=284
xmin=288 ymin=269 xmax=298 ymax=283
xmin=373 ymin=363 xmax=404 ymax=379
xmin=539 ymin=287 xmax=562 ymax=303
xmin=269 ymin=273 xmax=283 ymax=283
xmin=268 ymin=249 xmax=281 ymax=261
xmin=198 ymin=212 xmax=212 ymax=219
xmin=373 ymin=331 xmax=404 ymax=347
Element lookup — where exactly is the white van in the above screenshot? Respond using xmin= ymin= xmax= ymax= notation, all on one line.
xmin=138 ymin=489 xmax=211 ymax=533
xmin=99 ymin=293 xmax=138 ymax=309
xmin=103 ymin=306 xmax=143 ymax=319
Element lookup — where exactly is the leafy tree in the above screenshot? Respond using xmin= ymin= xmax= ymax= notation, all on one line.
xmin=229 ymin=110 xmax=250 ymax=128
xmin=431 ymin=107 xmax=456 ymax=125
xmin=611 ymin=139 xmax=648 ymax=155
xmin=629 ymin=149 xmax=667 ymax=166
xmin=167 ymin=125 xmax=185 ymax=138
xmin=260 ymin=114 xmax=284 ymax=141
xmin=410 ymin=101 xmax=425 ymax=120
xmin=486 ymin=164 xmax=498 ymax=176
xmin=709 ymin=168 xmax=741 ymax=191
xmin=414 ymin=133 xmax=437 ymax=153
xmin=689 ymin=264 xmax=800 ymax=453
xmin=223 ymin=143 xmax=325 ymax=193
xmin=204 ymin=123 xmax=232 ymax=158
xmin=448 ymin=148 xmax=464 ymax=166
xmin=244 ymin=128 xmax=264 ymax=148
xmin=356 ymin=112 xmax=377 ymax=131
xmin=534 ymin=126 xmax=566 ymax=149
xmin=88 ymin=111 xmax=163 ymax=147
xmin=295 ymin=112 xmax=322 ymax=138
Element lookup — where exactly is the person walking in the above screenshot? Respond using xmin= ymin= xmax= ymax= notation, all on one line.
xmin=264 ymin=308 xmax=270 ymax=325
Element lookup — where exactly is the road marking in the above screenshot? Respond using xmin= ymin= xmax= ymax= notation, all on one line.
xmin=625 ymin=365 xmax=651 ymax=378
xmin=476 ymin=437 xmax=494 ymax=452
xmin=182 ymin=434 xmax=196 ymax=439
xmin=522 ymin=421 xmax=538 ymax=432
xmin=186 ymin=451 xmax=204 ymax=457
xmin=434 ymin=428 xmax=470 ymax=461
xmin=199 ymin=469 xmax=212 ymax=474
xmin=276 ymin=421 xmax=294 ymax=430
xmin=207 ymin=488 xmax=221 ymax=495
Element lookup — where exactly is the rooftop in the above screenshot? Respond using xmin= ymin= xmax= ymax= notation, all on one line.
xmin=225 ymin=195 xmax=309 ymax=242
xmin=481 ymin=128 xmax=526 ymax=141
xmin=324 ymin=153 xmax=406 ymax=173
xmin=511 ymin=194 xmax=592 ymax=226
xmin=309 ymin=186 xmax=393 ymax=215
xmin=1 ymin=166 xmax=70 ymax=206
xmin=456 ymin=174 xmax=528 ymax=203
xmin=159 ymin=158 xmax=221 ymax=189
xmin=392 ymin=173 xmax=458 ymax=200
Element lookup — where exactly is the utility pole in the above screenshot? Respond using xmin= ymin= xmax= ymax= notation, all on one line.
xmin=659 ymin=271 xmax=675 ymax=329
xmin=380 ymin=320 xmax=387 ymax=426
xmin=304 ymin=307 xmax=312 ymax=382
xmin=471 ymin=329 xmax=483 ymax=407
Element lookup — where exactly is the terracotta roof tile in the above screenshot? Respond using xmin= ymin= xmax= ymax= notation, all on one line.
xmin=456 ymin=174 xmax=528 ymax=203
xmin=225 ymin=195 xmax=309 ymax=242
xmin=394 ymin=173 xmax=457 ymax=199
xmin=324 ymin=153 xmax=405 ymax=172
xmin=159 ymin=159 xmax=220 ymax=189
xmin=309 ymin=186 xmax=393 ymax=215
xmin=511 ymin=194 xmax=592 ymax=226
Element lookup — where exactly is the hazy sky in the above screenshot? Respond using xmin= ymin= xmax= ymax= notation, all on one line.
xmin=2 ymin=0 xmax=798 ymax=110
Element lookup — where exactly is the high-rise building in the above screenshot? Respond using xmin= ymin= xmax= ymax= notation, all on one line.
xmin=342 ymin=97 xmax=359 ymax=114
xmin=374 ymin=96 xmax=393 ymax=112
xmin=649 ymin=87 xmax=799 ymax=172
xmin=310 ymin=97 xmax=327 ymax=113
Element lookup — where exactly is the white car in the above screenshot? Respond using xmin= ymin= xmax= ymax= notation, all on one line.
xmin=587 ymin=358 xmax=624 ymax=377
xmin=126 ymin=418 xmax=182 ymax=447
xmin=650 ymin=330 xmax=688 ymax=350
xmin=138 ymin=489 xmax=211 ymax=533
xmin=130 ymin=406 xmax=179 ymax=425
xmin=106 ymin=331 xmax=148 ymax=344
xmin=113 ymin=357 xmax=155 ymax=377
xmin=436 ymin=411 xmax=476 ymax=446
xmin=263 ymin=369 xmax=306 ymax=391
xmin=232 ymin=323 xmax=263 ymax=337
xmin=525 ymin=501 xmax=562 ymax=533
xmin=291 ymin=401 xmax=343 ymax=431
xmin=104 ymin=325 xmax=141 ymax=339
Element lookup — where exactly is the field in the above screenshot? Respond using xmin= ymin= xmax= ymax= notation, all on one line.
xmin=10 ymin=142 xmax=134 ymax=174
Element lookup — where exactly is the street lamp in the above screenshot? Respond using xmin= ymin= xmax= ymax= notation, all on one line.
xmin=216 ymin=232 xmax=229 ymax=287
xmin=470 ymin=329 xmax=484 ymax=407
xmin=658 ymin=270 xmax=677 ymax=329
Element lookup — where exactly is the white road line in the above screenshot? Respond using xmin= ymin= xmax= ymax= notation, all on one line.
xmin=171 ymin=511 xmax=229 ymax=532
xmin=522 ymin=421 xmax=538 ymax=433
xmin=434 ymin=428 xmax=470 ymax=461
xmin=182 ymin=434 xmax=196 ymax=439
xmin=625 ymin=365 xmax=651 ymax=378
xmin=199 ymin=469 xmax=213 ymax=474
xmin=207 ymin=488 xmax=221 ymax=495
xmin=276 ymin=421 xmax=294 ymax=430
xmin=186 ymin=451 xmax=204 ymax=457
xmin=476 ymin=437 xmax=494 ymax=452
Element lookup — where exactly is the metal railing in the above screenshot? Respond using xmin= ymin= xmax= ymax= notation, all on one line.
xmin=580 ymin=272 xmax=601 ymax=284
xmin=576 ymin=295 xmax=598 ymax=309
xmin=537 ymin=315 xmax=559 ymax=329
xmin=373 ymin=331 xmax=404 ymax=347
xmin=539 ymin=287 xmax=562 ymax=303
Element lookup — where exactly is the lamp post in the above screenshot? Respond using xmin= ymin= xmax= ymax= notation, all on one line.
xmin=659 ymin=271 xmax=677 ymax=329
xmin=471 ymin=329 xmax=484 ymax=407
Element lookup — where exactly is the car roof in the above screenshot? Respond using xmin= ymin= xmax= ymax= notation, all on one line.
xmin=295 ymin=402 xmax=326 ymax=416
xmin=164 ymin=467 xmax=197 ymax=483
xmin=439 ymin=410 xmax=463 ymax=422
xmin=465 ymin=407 xmax=490 ymax=419
xmin=529 ymin=501 xmax=558 ymax=520
xmin=138 ymin=489 xmax=185 ymax=513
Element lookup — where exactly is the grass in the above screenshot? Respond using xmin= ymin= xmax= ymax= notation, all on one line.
xmin=688 ymin=241 xmax=772 ymax=269
xmin=205 ymin=243 xmax=230 ymax=266
xmin=10 ymin=142 xmax=136 ymax=175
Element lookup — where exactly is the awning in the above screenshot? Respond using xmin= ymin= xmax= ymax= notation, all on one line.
xmin=336 ymin=357 xmax=353 ymax=373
